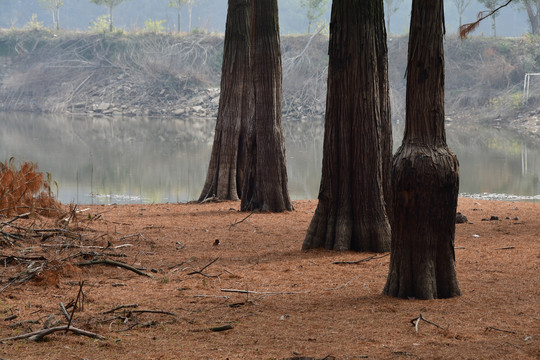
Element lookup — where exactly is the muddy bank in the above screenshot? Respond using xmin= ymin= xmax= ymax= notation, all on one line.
xmin=0 ymin=31 xmax=539 ymax=139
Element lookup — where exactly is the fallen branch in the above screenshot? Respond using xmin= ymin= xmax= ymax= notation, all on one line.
xmin=75 ymin=258 xmax=154 ymax=278
xmin=0 ymin=325 xmax=106 ymax=342
xmin=410 ymin=313 xmax=447 ymax=332
xmin=332 ymin=253 xmax=390 ymax=265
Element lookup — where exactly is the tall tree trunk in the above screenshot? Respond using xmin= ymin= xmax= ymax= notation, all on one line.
xmin=524 ymin=1 xmax=540 ymax=35
xmin=302 ymin=0 xmax=391 ymax=252
xmin=199 ymin=0 xmax=252 ymax=202
xmin=188 ymin=2 xmax=193 ymax=32
xmin=241 ymin=0 xmax=293 ymax=212
xmin=377 ymin=3 xmax=393 ymax=226
xmin=383 ymin=0 xmax=461 ymax=300
xmin=177 ymin=9 xmax=181 ymax=33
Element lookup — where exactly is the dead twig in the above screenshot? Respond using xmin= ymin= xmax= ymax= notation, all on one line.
xmin=221 ymin=288 xmax=311 ymax=296
xmin=209 ymin=324 xmax=233 ymax=332
xmin=485 ymin=326 xmax=517 ymax=334
xmin=187 ymin=257 xmax=220 ymax=278
xmin=229 ymin=212 xmax=254 ymax=229
xmin=75 ymin=258 xmax=154 ymax=278
xmin=495 ymin=246 xmax=515 ymax=250
xmin=66 ymin=281 xmax=84 ymax=332
xmin=0 ymin=325 xmax=105 ymax=342
xmin=128 ymin=309 xmax=177 ymax=317
xmin=102 ymin=303 xmax=139 ymax=314
xmin=59 ymin=302 xmax=71 ymax=323
xmin=410 ymin=313 xmax=447 ymax=332
xmin=332 ymin=253 xmax=390 ymax=265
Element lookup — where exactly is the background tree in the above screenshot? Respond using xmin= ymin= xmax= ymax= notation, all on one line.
xmin=452 ymin=0 xmax=472 ymax=29
xmin=299 ymin=0 xmax=329 ymax=34
xmin=186 ymin=0 xmax=195 ymax=32
xmin=241 ymin=0 xmax=293 ymax=212
xmin=384 ymin=0 xmax=403 ymax=34
xmin=199 ymin=0 xmax=252 ymax=202
xmin=479 ymin=0 xmax=504 ymax=36
xmin=90 ymin=0 xmax=129 ymax=32
xmin=383 ymin=0 xmax=461 ymax=300
xmin=515 ymin=0 xmax=540 ymax=34
xmin=38 ymin=0 xmax=64 ymax=30
xmin=302 ymin=0 xmax=392 ymax=252
xmin=168 ymin=0 xmax=187 ymax=33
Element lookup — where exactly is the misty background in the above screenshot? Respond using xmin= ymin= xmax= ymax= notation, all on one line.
xmin=0 ymin=0 xmax=533 ymax=37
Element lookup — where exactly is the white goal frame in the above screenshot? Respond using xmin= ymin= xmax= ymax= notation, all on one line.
xmin=523 ymin=73 xmax=540 ymax=103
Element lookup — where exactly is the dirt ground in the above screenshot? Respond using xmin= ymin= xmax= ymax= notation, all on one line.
xmin=0 ymin=198 xmax=538 ymax=359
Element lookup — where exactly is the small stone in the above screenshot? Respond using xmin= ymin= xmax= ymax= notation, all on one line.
xmin=490 ymin=215 xmax=499 ymax=221
xmin=456 ymin=212 xmax=468 ymax=224
xmin=513 ymin=216 xmax=519 ymax=221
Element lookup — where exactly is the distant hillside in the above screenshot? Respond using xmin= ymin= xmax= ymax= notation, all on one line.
xmin=0 ymin=30 xmax=538 ymax=139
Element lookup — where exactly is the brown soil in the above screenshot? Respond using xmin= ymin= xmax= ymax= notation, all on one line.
xmin=0 ymin=198 xmax=539 ymax=359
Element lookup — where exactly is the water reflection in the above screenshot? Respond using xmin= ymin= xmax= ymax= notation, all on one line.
xmin=0 ymin=112 xmax=538 ymax=204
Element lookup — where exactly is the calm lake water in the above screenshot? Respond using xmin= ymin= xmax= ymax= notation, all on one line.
xmin=0 ymin=112 xmax=539 ymax=204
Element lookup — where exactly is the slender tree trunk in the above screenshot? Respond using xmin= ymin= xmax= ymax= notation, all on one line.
xmin=109 ymin=5 xmax=114 ymax=32
xmin=377 ymin=3 xmax=393 ymax=226
xmin=383 ymin=0 xmax=461 ymax=300
xmin=302 ymin=0 xmax=391 ymax=252
xmin=199 ymin=0 xmax=252 ymax=202
xmin=177 ymin=9 xmax=181 ymax=33
xmin=188 ymin=2 xmax=193 ymax=32
xmin=241 ymin=0 xmax=293 ymax=212
xmin=524 ymin=1 xmax=540 ymax=35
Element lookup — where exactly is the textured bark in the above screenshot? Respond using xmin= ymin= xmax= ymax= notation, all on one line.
xmin=199 ymin=0 xmax=252 ymax=202
xmin=383 ymin=0 xmax=461 ymax=299
xmin=240 ymin=0 xmax=293 ymax=212
xmin=376 ymin=4 xmax=393 ymax=225
xmin=302 ymin=0 xmax=391 ymax=252
xmin=524 ymin=0 xmax=540 ymax=35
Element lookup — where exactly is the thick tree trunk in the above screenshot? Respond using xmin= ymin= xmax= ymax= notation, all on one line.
xmin=199 ymin=0 xmax=252 ymax=202
xmin=383 ymin=0 xmax=461 ymax=300
xmin=240 ymin=0 xmax=293 ymax=212
xmin=302 ymin=0 xmax=391 ymax=252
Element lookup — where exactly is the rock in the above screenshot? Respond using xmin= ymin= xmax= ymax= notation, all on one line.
xmin=490 ymin=215 xmax=499 ymax=221
xmin=192 ymin=105 xmax=204 ymax=112
xmin=172 ymin=108 xmax=185 ymax=116
xmin=456 ymin=212 xmax=468 ymax=224
xmin=96 ymin=102 xmax=112 ymax=112
xmin=513 ymin=216 xmax=519 ymax=221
